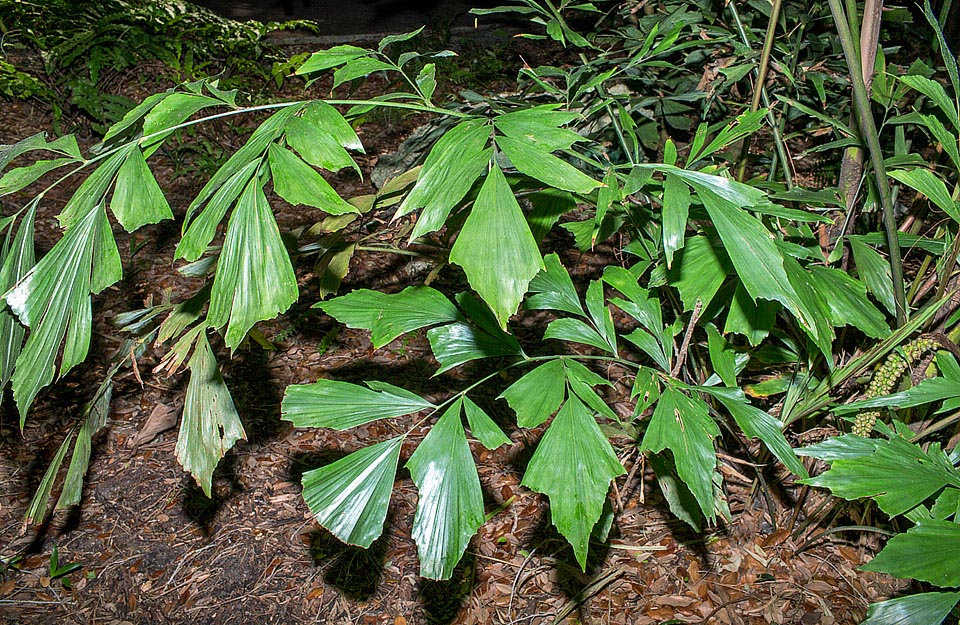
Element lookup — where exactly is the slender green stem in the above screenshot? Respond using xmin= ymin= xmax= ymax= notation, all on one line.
xmin=827 ymin=0 xmax=907 ymax=327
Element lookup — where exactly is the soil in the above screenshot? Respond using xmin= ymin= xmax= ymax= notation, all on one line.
xmin=0 ymin=11 xmax=913 ymax=625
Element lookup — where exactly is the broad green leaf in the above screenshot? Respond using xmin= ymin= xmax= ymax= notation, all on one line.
xmin=296 ymin=45 xmax=371 ymax=75
xmin=782 ymin=257 xmax=835 ymax=357
xmin=640 ymin=386 xmax=720 ymax=520
xmin=649 ymin=453 xmax=702 ymax=529
xmin=526 ymin=253 xmax=584 ymax=316
xmin=888 ymin=168 xmax=960 ymax=224
xmin=7 ymin=205 xmax=120 ymax=420
xmin=899 ymin=74 xmax=960 ymax=128
xmin=317 ymin=286 xmax=463 ymax=348
xmin=862 ymin=520 xmax=960 ymax=586
xmin=398 ymin=118 xmax=490 ymax=239
xmin=282 ymin=379 xmax=435 ymax=429
xmin=176 ymin=334 xmax=246 ymax=498
xmin=498 ymin=359 xmax=566 ymax=428
xmin=267 ymin=143 xmax=356 ymax=214
xmin=861 ymin=592 xmax=960 ymax=625
xmin=140 ymin=93 xmax=223 ymax=155
xmin=527 ymin=189 xmax=575 ymax=243
xmin=808 ymin=266 xmax=889 ymax=338
xmin=797 ymin=433 xmax=881 ymax=461
xmin=544 ymin=318 xmax=614 ymax=352
xmin=301 ymin=437 xmax=403 ymax=547
xmin=101 ymin=91 xmax=169 ymax=146
xmin=623 ymin=327 xmax=669 ymax=371
xmin=496 ymin=134 xmax=601 ymax=194
xmin=521 ymin=395 xmax=624 ymax=568
xmin=707 ymin=387 xmax=808 ymax=478
xmin=57 ymin=150 xmax=126 ymax=228
xmin=585 ymin=280 xmax=617 ymax=355
xmin=284 ymin=116 xmax=360 ymax=176
xmin=462 ymin=396 xmax=510 ymax=449
xmin=110 ymin=145 xmax=173 ymax=231
xmin=449 ymin=163 xmax=544 ymax=328
xmin=426 ymin=321 xmax=522 ymax=374
xmin=495 ymin=106 xmax=584 ymax=152
xmin=0 ymin=157 xmax=76 ymax=197
xmin=1 ymin=131 xmax=80 ymax=171
xmin=802 ymin=437 xmax=960 ymax=516
xmin=407 ymin=401 xmax=485 ymax=579
xmin=333 ymin=57 xmax=396 ymax=88
xmin=849 ymin=237 xmax=896 ymax=316
xmin=0 ymin=203 xmax=35 ymax=390
xmin=723 ymin=284 xmax=778 ymax=345
xmin=662 ymin=173 xmax=690 ymax=268
xmin=299 ymin=100 xmax=364 ymax=152
xmin=183 ymin=105 xmax=297 ymax=230
xmin=665 ymin=235 xmax=731 ymax=312
xmin=416 ymin=63 xmax=437 ymax=102
xmin=378 ymin=28 xmax=425 ymax=52
xmin=705 ymin=324 xmax=736 ymax=387
xmin=176 ymin=159 xmax=258 ymax=262
xmin=207 ymin=175 xmax=298 ymax=350
xmin=604 ymin=265 xmax=662 ymax=333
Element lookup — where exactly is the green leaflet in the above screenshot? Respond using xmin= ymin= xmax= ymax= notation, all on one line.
xmin=7 ymin=205 xmax=121 ymax=421
xmin=296 ymin=45 xmax=371 ymax=75
xmin=584 ymin=280 xmax=617 ymax=355
xmin=0 ymin=131 xmax=81 ymax=171
xmin=661 ymin=172 xmax=690 ymax=269
xmin=521 ymin=394 xmax=624 ymax=569
xmin=526 ymin=253 xmax=585 ymax=316
xmin=207 ymin=175 xmax=298 ymax=351
xmin=176 ymin=333 xmax=246 ymax=498
xmin=317 ymin=286 xmax=463 ymax=348
xmin=182 ymin=105 xmax=298 ymax=231
xmin=496 ymin=134 xmax=601 ymax=194
xmin=267 ymin=143 xmax=356 ymax=215
xmin=284 ymin=116 xmax=360 ymax=177
xmin=0 ymin=203 xmax=35 ymax=390
xmin=544 ymin=318 xmax=614 ymax=353
xmin=301 ymin=437 xmax=404 ymax=548
xmin=140 ymin=93 xmax=224 ymax=155
xmin=888 ymin=168 xmax=960 ymax=224
xmin=499 ymin=359 xmax=566 ymax=428
xmin=449 ymin=163 xmax=544 ymax=328
xmin=801 ymin=436 xmax=960 ymax=517
xmin=0 ymin=157 xmax=77 ymax=197
xmin=860 ymin=592 xmax=960 ymax=625
xmin=57 ymin=150 xmax=126 ymax=228
xmin=665 ymin=235 xmax=731 ymax=313
xmin=110 ymin=144 xmax=173 ymax=231
xmin=426 ymin=321 xmax=522 ymax=374
xmin=462 ymin=396 xmax=510 ymax=449
xmin=723 ymin=282 xmax=778 ymax=346
xmin=299 ymin=100 xmax=364 ymax=153
xmin=176 ymin=159 xmax=258 ymax=262
xmin=849 ymin=236 xmax=897 ymax=317
xmin=807 ymin=266 xmax=889 ymax=338
xmin=281 ymin=379 xmax=435 ymax=429
xmin=397 ymin=118 xmax=491 ymax=239
xmin=705 ymin=324 xmax=736 ymax=387
xmin=862 ymin=520 xmax=960 ymax=587
xmin=406 ymin=400 xmax=485 ymax=579
xmin=494 ymin=105 xmax=583 ymax=152
xmin=640 ymin=386 xmax=720 ymax=521
xmin=333 ymin=57 xmax=396 ymax=89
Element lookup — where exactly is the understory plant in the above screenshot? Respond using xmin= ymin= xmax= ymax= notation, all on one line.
xmin=0 ymin=0 xmax=959 ymax=621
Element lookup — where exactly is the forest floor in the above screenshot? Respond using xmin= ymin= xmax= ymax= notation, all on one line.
xmin=0 ymin=14 xmax=913 ymax=625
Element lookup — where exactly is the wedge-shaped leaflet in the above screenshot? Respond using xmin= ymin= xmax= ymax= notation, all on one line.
xmin=296 ymin=45 xmax=371 ymax=76
xmin=494 ymin=105 xmax=584 ymax=152
xmin=0 ymin=131 xmax=81 ymax=171
xmin=463 ymin=397 xmax=510 ymax=449
xmin=849 ymin=237 xmax=896 ymax=317
xmin=863 ymin=520 xmax=960 ymax=587
xmin=834 ymin=376 xmax=960 ymax=414
xmin=449 ymin=163 xmax=544 ymax=328
xmin=585 ymin=279 xmax=617 ymax=354
xmin=7 ymin=205 xmax=121 ymax=420
xmin=723 ymin=283 xmax=778 ymax=345
xmin=640 ymin=386 xmax=720 ymax=520
xmin=661 ymin=172 xmax=690 ymax=268
xmin=302 ymin=437 xmax=403 ymax=548
xmin=268 ymin=143 xmax=356 ymax=214
xmin=333 ymin=57 xmax=396 ymax=89
xmin=299 ymin=100 xmax=364 ymax=152
xmin=282 ymin=379 xmax=435 ymax=430
xmin=861 ymin=592 xmax=960 ymax=625
xmin=604 ymin=265 xmax=663 ymax=334
xmin=57 ymin=150 xmax=126 ymax=228
xmin=499 ymin=359 xmax=566 ymax=428
xmin=496 ymin=134 xmax=601 ymax=194
xmin=0 ymin=204 xmax=35 ymax=390
xmin=521 ymin=395 xmax=625 ymax=569
xmin=397 ymin=118 xmax=491 ymax=239
xmin=544 ymin=318 xmax=614 ymax=353
xmin=284 ymin=115 xmax=360 ymax=177
xmin=318 ymin=286 xmax=463 ymax=348
xmin=176 ymin=333 xmax=246 ymax=497
xmin=207 ymin=176 xmax=298 ymax=351
xmin=180 ymin=105 xmax=298 ymax=236
xmin=705 ymin=387 xmax=808 ymax=479
xmin=801 ymin=436 xmax=960 ymax=517
xmin=665 ymin=235 xmax=731 ymax=312
xmin=526 ymin=253 xmax=585 ymax=316
xmin=426 ymin=321 xmax=523 ymax=374
xmin=407 ymin=400 xmax=485 ymax=579
xmin=140 ymin=93 xmax=223 ymax=155
xmin=889 ymin=168 xmax=960 ymax=224
xmin=110 ymin=145 xmax=173 ymax=231
xmin=0 ymin=157 xmax=77 ymax=197
xmin=176 ymin=160 xmax=258 ymax=262
xmin=898 ymin=74 xmax=960 ymax=129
